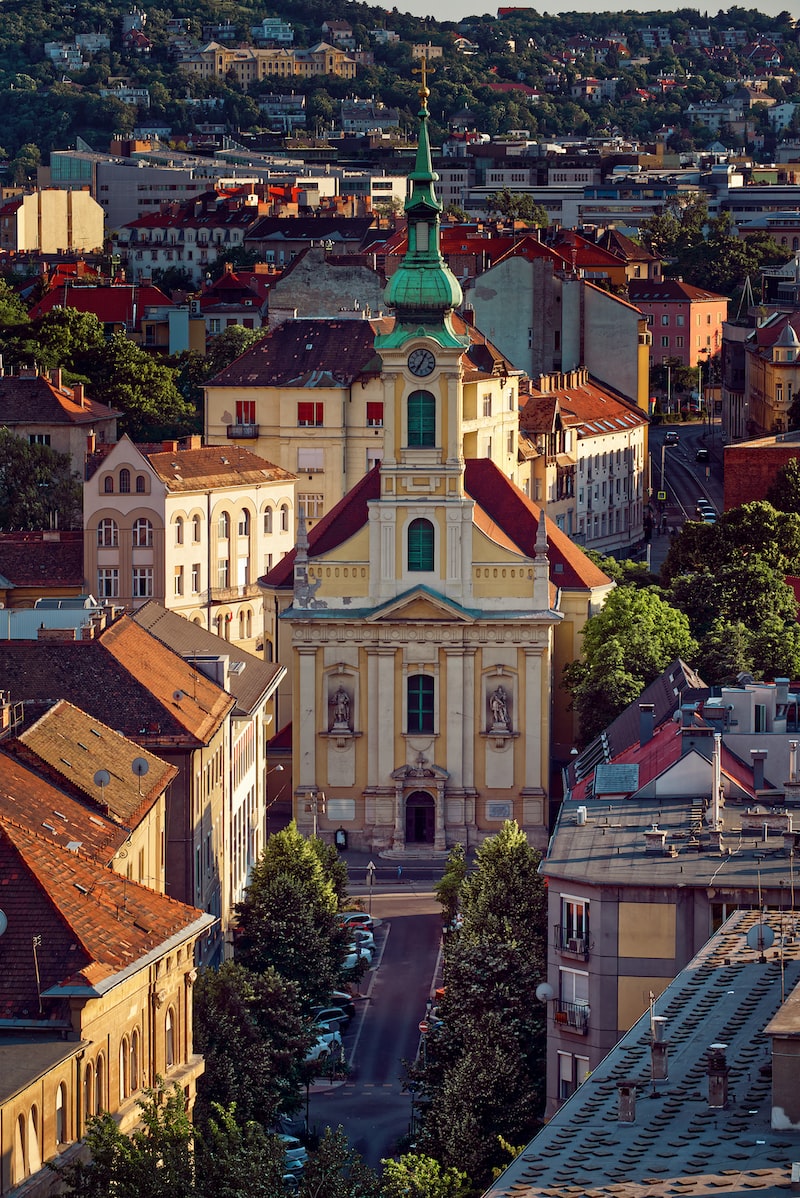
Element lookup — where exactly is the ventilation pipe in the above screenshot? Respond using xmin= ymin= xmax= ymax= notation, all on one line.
xmin=709 ymin=732 xmax=722 ymax=828
xmin=707 ymin=1044 xmax=729 ymax=1109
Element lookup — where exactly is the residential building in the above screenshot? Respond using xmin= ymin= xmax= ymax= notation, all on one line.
xmin=520 ymin=368 xmax=648 ymax=552
xmin=484 ymin=911 xmax=800 ymax=1196
xmin=251 ymin=16 xmax=294 ymax=45
xmin=340 ymin=99 xmax=400 ymax=134
xmin=466 ymin=252 xmax=651 ymax=412
xmin=321 ymin=19 xmax=354 ymax=46
xmin=0 ymin=810 xmax=211 ymax=1194
xmin=0 ymin=616 xmax=234 ymax=968
xmin=258 ymin=80 xmax=612 ymax=853
xmin=723 ymin=428 xmax=800 ymax=509
xmin=264 ymin=246 xmax=386 ymax=322
xmin=0 ymin=533 xmax=85 ymax=609
xmin=545 ymin=676 xmax=800 ymax=1117
xmin=0 ymin=189 xmax=104 ymax=254
xmin=27 ymin=282 xmax=200 ymax=355
xmin=83 ymin=437 xmax=297 ymax=653
xmin=132 ymin=601 xmax=286 ymax=921
xmin=0 ymin=367 xmax=119 ymax=476
xmin=412 ymin=43 xmax=444 ymax=60
xmin=740 ymin=311 xmax=800 ymax=436
xmin=258 ymin=92 xmax=306 ymax=131
xmin=178 ymin=41 xmax=357 ymax=86
xmin=628 ymin=278 xmax=728 ymax=368
xmin=243 ymin=215 xmax=375 ymax=267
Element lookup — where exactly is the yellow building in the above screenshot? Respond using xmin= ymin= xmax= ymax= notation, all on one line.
xmin=260 ymin=79 xmax=612 ymax=852
xmin=179 ymin=40 xmax=356 ymax=85
xmin=0 ymin=189 xmax=104 ymax=255
xmin=744 ymin=317 xmax=800 ymax=436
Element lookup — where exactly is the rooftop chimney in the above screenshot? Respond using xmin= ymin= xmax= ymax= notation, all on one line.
xmin=644 ymin=825 xmax=667 ymax=853
xmin=73 ymin=382 xmax=85 ymax=408
xmin=776 ymin=677 xmax=790 ymax=706
xmin=650 ymin=1016 xmax=669 ymax=1081
xmin=639 ymin=703 xmax=655 ymax=747
xmin=789 ymin=740 xmax=798 ymax=784
xmin=617 ymin=1081 xmax=637 ymax=1123
xmin=751 ymin=749 xmax=768 ymax=792
xmin=707 ymin=1044 xmax=729 ymax=1109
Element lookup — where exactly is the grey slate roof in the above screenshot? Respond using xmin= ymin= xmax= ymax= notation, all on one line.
xmin=483 ymin=910 xmax=800 ymax=1198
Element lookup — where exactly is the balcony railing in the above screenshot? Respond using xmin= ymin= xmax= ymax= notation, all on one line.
xmin=554 ymin=1001 xmax=590 ymax=1034
xmin=210 ymin=583 xmax=262 ymax=602
xmin=553 ymin=924 xmax=590 ymax=959
xmin=227 ymin=423 xmax=259 ymax=439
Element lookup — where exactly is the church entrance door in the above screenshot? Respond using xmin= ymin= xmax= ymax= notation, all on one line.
xmin=405 ymin=791 xmax=435 ymax=844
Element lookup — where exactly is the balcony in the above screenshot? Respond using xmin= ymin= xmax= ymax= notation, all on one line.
xmin=553 ymin=924 xmax=590 ymax=959
xmin=227 ymin=423 xmax=260 ymax=439
xmin=554 ymin=1001 xmax=590 ymax=1034
xmin=210 ymin=583 xmax=262 ymax=602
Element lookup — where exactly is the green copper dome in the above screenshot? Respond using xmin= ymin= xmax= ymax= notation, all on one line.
xmin=382 ymin=74 xmax=464 ymax=334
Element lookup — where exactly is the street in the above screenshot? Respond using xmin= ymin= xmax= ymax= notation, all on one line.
xmin=648 ymin=421 xmax=724 ymax=574
xmin=307 ymin=891 xmax=442 ymax=1167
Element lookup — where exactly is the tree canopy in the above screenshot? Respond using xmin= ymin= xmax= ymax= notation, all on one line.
xmin=0 ymin=429 xmax=81 ymax=530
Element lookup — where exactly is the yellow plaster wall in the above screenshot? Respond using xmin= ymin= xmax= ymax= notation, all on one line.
xmin=617 ymin=975 xmax=672 ymax=1032
xmin=619 ymin=901 xmax=676 ymax=959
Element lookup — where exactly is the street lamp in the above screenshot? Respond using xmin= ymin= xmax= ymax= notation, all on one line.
xmin=306 ymin=788 xmax=326 ymax=838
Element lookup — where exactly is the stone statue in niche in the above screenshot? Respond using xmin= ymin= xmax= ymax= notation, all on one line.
xmin=330 ymin=685 xmax=351 ymax=730
xmin=488 ymin=684 xmax=511 ymax=732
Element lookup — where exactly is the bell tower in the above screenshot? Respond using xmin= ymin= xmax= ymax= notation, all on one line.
xmin=371 ymin=66 xmax=474 ymax=605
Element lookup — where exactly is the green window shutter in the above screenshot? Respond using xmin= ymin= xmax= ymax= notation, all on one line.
xmin=408 ymin=518 xmax=434 ymax=571
xmin=407 ymin=675 xmax=435 ymax=734
xmin=408 ymin=390 xmax=435 ymax=447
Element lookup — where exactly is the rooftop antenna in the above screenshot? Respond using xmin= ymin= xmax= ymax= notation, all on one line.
xmin=131 ymin=756 xmax=149 ymax=796
xmin=93 ymin=768 xmax=110 ymax=805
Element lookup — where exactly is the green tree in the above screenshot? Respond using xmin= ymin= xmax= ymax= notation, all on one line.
xmin=194 ymin=1104 xmax=288 ymax=1198
xmin=434 ymin=842 xmax=467 ymax=929
xmin=693 ymin=618 xmax=754 ymax=686
xmin=563 ymin=586 xmax=697 ymax=743
xmin=485 ymin=187 xmax=548 ymax=226
xmin=299 ymin=1126 xmax=379 ymax=1198
xmin=90 ymin=333 xmax=196 ymax=440
xmin=10 ymin=141 xmax=40 ymax=184
xmin=0 ymin=429 xmax=82 ymax=530
xmin=193 ymin=961 xmax=311 ymax=1128
xmin=766 ymin=456 xmax=800 ymax=513
xmin=381 ymin=1152 xmax=470 ymax=1198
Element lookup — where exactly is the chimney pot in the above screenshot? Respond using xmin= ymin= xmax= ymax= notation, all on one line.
xmin=617 ymin=1081 xmax=637 ymax=1123
xmin=639 ymin=702 xmax=655 ymax=747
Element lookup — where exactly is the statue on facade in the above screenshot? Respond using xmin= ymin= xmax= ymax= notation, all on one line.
xmin=330 ymin=685 xmax=351 ymax=729
xmin=489 ymin=685 xmax=511 ymax=731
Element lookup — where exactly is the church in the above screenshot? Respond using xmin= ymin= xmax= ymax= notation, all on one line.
xmin=260 ymin=75 xmax=612 ymax=853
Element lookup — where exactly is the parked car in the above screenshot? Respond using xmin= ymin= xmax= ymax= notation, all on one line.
xmin=665 ymin=431 xmax=680 ymax=445
xmin=703 ymin=512 xmax=717 ymax=524
xmin=304 ymin=1030 xmax=343 ymax=1065
xmin=278 ymin=1135 xmax=308 ymax=1173
xmin=330 ymin=990 xmax=356 ymax=1020
xmin=310 ymin=1003 xmax=351 ymax=1028
xmin=696 ymin=447 xmax=709 ymax=462
xmin=696 ymin=500 xmax=714 ymax=517
xmin=335 ymin=912 xmax=374 ymax=931
xmin=350 ymin=927 xmax=375 ymax=952
xmin=348 ymin=940 xmax=373 ymax=964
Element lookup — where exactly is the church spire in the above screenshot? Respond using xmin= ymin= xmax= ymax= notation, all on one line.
xmin=379 ymin=63 xmax=466 ymax=348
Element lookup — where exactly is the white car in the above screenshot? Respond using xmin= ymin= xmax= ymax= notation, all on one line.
xmin=348 ymin=940 xmax=373 ymax=965
xmin=278 ymin=1135 xmax=308 ymax=1173
xmin=350 ymin=928 xmax=375 ymax=953
xmin=335 ymin=912 xmax=375 ymax=932
xmin=304 ymin=1029 xmax=343 ymax=1065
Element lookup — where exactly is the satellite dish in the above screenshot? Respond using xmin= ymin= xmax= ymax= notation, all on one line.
xmin=746 ymin=923 xmax=774 ymax=951
xmin=535 ymin=982 xmax=554 ymax=1003
xmin=93 ymin=769 xmax=111 ymax=789
xmin=0 ymin=909 xmax=7 ymax=936
xmin=173 ymin=689 xmax=184 ymax=703
xmin=131 ymin=758 xmax=150 ymax=778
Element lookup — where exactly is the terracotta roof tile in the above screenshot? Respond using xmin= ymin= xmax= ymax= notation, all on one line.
xmin=146 ymin=445 xmax=295 ymax=491
xmin=0 ymin=375 xmax=120 ymax=427
xmin=0 ymin=531 xmax=84 ymax=588
xmin=629 ymin=279 xmax=729 ymax=303
xmin=0 ymin=818 xmax=208 ymax=1015
xmin=208 ymin=318 xmax=383 ymax=388
xmin=28 ymin=283 xmax=174 ymax=324
xmin=0 ymin=748 xmax=127 ymax=862
xmin=17 ymin=699 xmax=177 ymax=826
xmin=521 ymin=375 xmax=648 ymax=437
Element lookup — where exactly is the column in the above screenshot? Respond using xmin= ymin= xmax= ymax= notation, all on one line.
xmin=434 ymin=779 xmax=447 ymax=850
xmin=376 ymin=648 xmax=396 ymax=784
xmin=393 ymin=780 xmax=405 ymax=849
xmin=444 ymin=647 xmax=464 ymax=788
xmin=462 ymin=647 xmax=476 ymax=793
xmin=366 ymin=648 xmax=379 ymax=787
xmin=523 ymin=646 xmax=545 ymax=792
xmin=297 ymin=647 xmax=318 ymax=790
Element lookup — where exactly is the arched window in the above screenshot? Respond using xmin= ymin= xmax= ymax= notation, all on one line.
xmin=27 ymin=1106 xmax=41 ymax=1174
xmin=238 ymin=510 xmax=250 ymax=536
xmin=97 ymin=518 xmax=118 ymax=548
xmin=408 ymin=390 xmax=436 ymax=447
xmin=192 ymin=514 xmax=201 ymax=542
xmin=136 ymin=475 xmax=146 ymax=494
xmin=104 ymin=476 xmax=114 ymax=494
xmin=132 ymin=518 xmax=153 ymax=548
xmin=119 ymin=1037 xmax=130 ymax=1102
xmin=407 ymin=674 xmax=435 ymax=734
xmin=175 ymin=517 xmax=184 ymax=545
xmin=131 ymin=1030 xmax=140 ymax=1092
xmin=263 ymin=507 xmax=273 ymax=534
xmin=83 ymin=1061 xmax=94 ymax=1123
xmin=55 ymin=1083 xmax=66 ymax=1145
xmin=119 ymin=469 xmax=131 ymax=494
xmin=95 ymin=1053 xmax=105 ymax=1115
xmin=245 ymin=609 xmax=252 ymax=639
xmin=165 ymin=1008 xmax=175 ymax=1068
xmin=280 ymin=504 xmax=289 ymax=532
xmin=14 ymin=1114 xmax=25 ymax=1182
xmin=408 ymin=518 xmax=434 ymax=571
xmin=239 ymin=610 xmax=246 ymax=640
xmin=218 ymin=511 xmax=230 ymax=540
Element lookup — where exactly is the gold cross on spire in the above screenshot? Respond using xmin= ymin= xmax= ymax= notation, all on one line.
xmin=412 ymin=56 xmax=435 ymax=102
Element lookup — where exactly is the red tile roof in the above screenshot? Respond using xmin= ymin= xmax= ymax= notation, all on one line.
xmin=0 ymin=817 xmax=207 ymax=1016
xmin=0 ymin=374 xmax=119 ymax=428
xmin=209 ymin=318 xmax=383 ymax=388
xmin=28 ymin=283 xmax=174 ymax=324
xmin=263 ymin=459 xmax=609 ymax=593
xmin=521 ymin=375 xmax=648 ymax=438
xmin=146 ymin=445 xmax=294 ymax=491
xmin=0 ymin=531 xmax=84 ymax=588
xmin=628 ymin=279 xmax=729 ymax=304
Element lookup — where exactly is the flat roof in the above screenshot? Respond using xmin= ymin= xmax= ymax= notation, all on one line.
xmin=0 ymin=1034 xmax=87 ymax=1104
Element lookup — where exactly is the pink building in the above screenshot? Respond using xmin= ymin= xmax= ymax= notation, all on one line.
xmin=628 ymin=279 xmax=728 ymax=368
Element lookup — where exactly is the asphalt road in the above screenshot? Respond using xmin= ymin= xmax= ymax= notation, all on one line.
xmin=648 ymin=421 xmax=725 ymax=574
xmin=307 ymin=892 xmax=442 ymax=1168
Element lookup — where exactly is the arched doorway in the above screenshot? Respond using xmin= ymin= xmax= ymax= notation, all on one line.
xmin=405 ymin=791 xmax=435 ymax=844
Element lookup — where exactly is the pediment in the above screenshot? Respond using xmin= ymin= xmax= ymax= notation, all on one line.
xmin=367 ymin=587 xmax=476 ymax=624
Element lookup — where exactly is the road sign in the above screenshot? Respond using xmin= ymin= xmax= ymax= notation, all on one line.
xmin=657 ymin=490 xmax=667 ymax=501
xmin=418 ymin=1020 xmax=429 ymax=1034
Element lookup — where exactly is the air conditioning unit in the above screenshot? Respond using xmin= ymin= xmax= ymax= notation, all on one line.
xmin=567 ymin=937 xmax=585 ymax=954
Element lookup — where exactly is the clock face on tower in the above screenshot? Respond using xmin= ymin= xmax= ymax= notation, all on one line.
xmin=407 ymin=347 xmax=436 ymax=378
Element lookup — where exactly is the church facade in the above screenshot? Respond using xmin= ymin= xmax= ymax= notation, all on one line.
xmin=261 ymin=78 xmax=612 ymax=852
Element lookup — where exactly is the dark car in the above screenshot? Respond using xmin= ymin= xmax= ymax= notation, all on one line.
xmin=696 ymin=447 xmax=709 ymax=462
